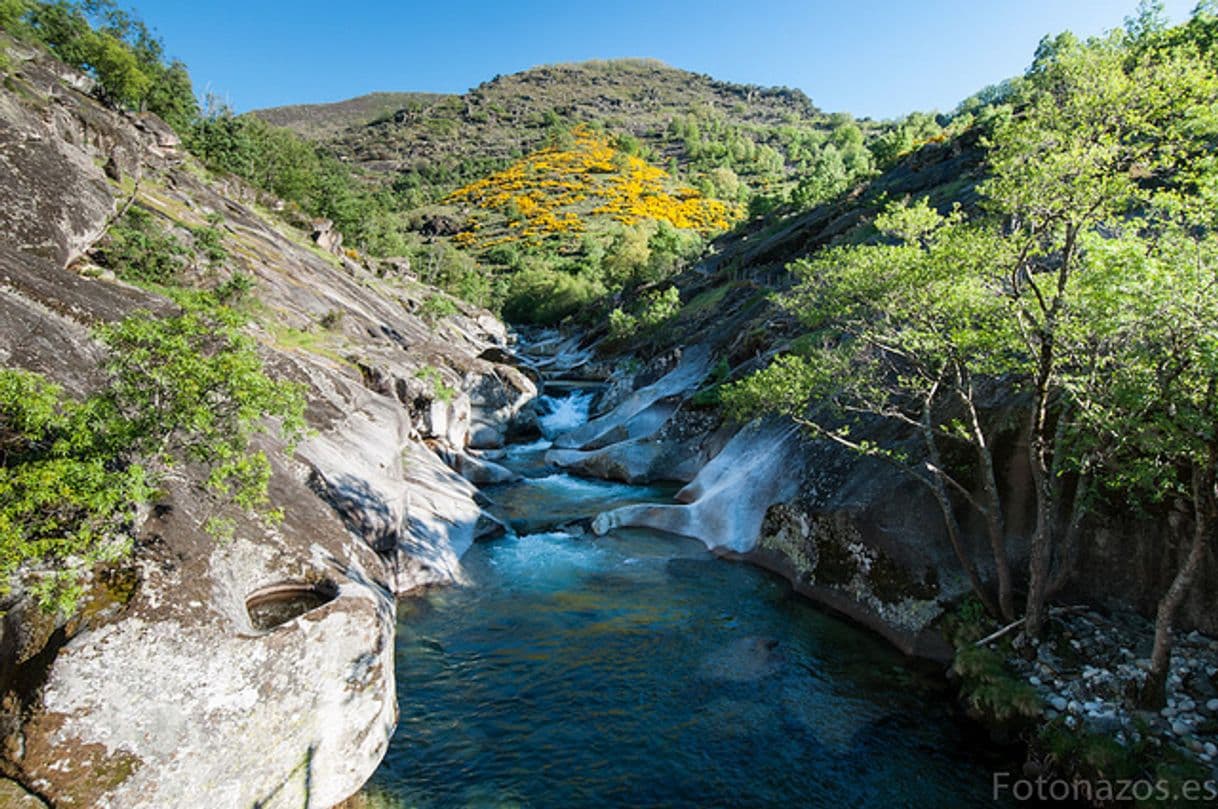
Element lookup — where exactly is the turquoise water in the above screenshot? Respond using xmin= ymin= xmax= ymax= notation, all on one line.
xmin=364 ymin=415 xmax=1009 ymax=808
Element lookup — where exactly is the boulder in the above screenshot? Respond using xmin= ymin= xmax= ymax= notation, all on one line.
xmin=390 ymin=442 xmax=485 ymax=592
xmin=417 ymin=392 xmax=472 ymax=448
xmin=466 ymin=366 xmax=537 ymax=449
xmin=12 ymin=450 xmax=398 ymax=809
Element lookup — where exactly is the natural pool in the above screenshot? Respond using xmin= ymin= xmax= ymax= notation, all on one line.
xmin=363 ymin=398 xmax=1010 ymax=808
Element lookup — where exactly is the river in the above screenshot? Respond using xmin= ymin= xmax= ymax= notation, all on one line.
xmin=361 ymin=391 xmax=1010 ymax=807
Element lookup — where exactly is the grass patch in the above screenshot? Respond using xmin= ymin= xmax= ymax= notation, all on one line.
xmin=678 ymin=281 xmax=738 ymax=320
xmin=266 ymin=322 xmax=350 ymax=366
xmin=414 ymin=365 xmax=457 ymax=403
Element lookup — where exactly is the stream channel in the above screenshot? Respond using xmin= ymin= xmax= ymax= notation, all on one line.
xmin=363 ymin=387 xmax=1012 ymax=807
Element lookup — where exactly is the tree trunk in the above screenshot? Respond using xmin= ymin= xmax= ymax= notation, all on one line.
xmin=962 ymin=386 xmax=1014 ymax=620
xmin=1022 ymin=224 xmax=1077 ymax=639
xmin=1023 ymin=386 xmax=1056 ymax=638
xmin=921 ymin=394 xmax=999 ymax=616
xmin=1141 ymin=459 xmax=1213 ymax=709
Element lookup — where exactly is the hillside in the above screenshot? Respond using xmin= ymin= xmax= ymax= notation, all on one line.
xmin=0 ymin=27 xmax=531 ymax=808
xmin=255 ymin=59 xmax=878 ymax=206
xmin=251 ymin=90 xmax=446 ymax=139
xmin=249 ymin=59 xmax=898 ymax=325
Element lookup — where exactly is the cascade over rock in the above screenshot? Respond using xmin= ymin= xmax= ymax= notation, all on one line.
xmin=591 ymin=420 xmax=803 ymax=552
xmin=550 ymin=344 xmax=709 ymax=450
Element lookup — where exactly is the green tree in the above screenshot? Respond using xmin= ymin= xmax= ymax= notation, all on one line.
xmin=1062 ymin=227 xmax=1218 ymax=707
xmin=982 ymin=28 xmax=1218 ymax=638
xmin=0 ymin=369 xmax=152 ymax=612
xmin=97 ymin=205 xmax=187 ymax=285
xmin=728 ymin=21 xmax=1218 ymax=650
xmin=603 ymin=223 xmax=654 ymax=288
xmin=789 ymin=144 xmax=848 ymax=209
xmin=0 ymin=0 xmax=31 ymax=30
xmin=84 ymin=30 xmax=150 ymax=107
xmin=502 ymin=267 xmax=604 ymax=324
xmin=723 ymin=200 xmax=1019 ymax=619
xmin=145 ymin=59 xmax=198 ymax=134
xmin=1 ymin=287 xmax=305 ymax=613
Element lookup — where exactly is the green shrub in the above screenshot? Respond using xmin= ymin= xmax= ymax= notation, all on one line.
xmin=638 ymin=286 xmax=680 ymax=328
xmin=607 ymin=286 xmax=680 ymax=342
xmin=318 ymin=309 xmax=344 ymax=330
xmin=501 ymin=268 xmax=604 ymax=325
xmin=408 ymin=239 xmax=491 ymax=305
xmin=98 ymin=206 xmax=187 ymax=285
xmin=0 ymin=369 xmax=152 ymax=613
xmin=607 ymin=307 xmax=637 ymax=340
xmin=419 ymin=294 xmax=459 ymax=323
xmin=0 ymin=287 xmax=305 ymax=614
xmin=190 ymin=215 xmax=228 ymax=267
xmin=952 ymin=645 xmax=1042 ymax=722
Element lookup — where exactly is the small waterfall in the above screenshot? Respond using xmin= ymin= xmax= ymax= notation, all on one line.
xmin=536 ymin=391 xmax=595 ymax=438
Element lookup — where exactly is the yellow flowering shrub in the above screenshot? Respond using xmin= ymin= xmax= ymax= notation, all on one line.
xmin=446 ymin=125 xmax=740 ymax=249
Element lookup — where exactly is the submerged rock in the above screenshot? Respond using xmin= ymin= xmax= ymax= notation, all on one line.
xmin=699 ymin=636 xmax=785 ymax=682
xmin=552 ymin=345 xmax=709 ymax=450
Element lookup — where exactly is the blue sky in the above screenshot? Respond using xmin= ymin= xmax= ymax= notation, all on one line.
xmin=130 ymin=0 xmax=1199 ymax=120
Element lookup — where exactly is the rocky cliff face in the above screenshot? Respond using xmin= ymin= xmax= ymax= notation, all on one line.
xmin=0 ymin=45 xmax=528 ymax=807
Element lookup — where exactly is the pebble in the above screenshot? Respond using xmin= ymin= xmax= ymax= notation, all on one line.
xmin=1006 ymin=609 xmax=1218 ymax=772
